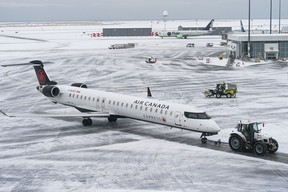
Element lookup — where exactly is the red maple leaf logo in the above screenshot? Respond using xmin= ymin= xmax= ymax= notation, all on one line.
xmin=37 ymin=70 xmax=46 ymax=84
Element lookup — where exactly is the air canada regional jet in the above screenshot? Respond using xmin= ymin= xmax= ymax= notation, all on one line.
xmin=1 ymin=61 xmax=220 ymax=142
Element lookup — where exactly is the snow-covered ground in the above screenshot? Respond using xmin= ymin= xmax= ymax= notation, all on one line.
xmin=0 ymin=20 xmax=288 ymax=191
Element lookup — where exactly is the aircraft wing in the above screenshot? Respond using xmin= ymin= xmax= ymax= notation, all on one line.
xmin=0 ymin=110 xmax=111 ymax=118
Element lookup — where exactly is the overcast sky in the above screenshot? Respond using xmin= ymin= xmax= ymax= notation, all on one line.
xmin=0 ymin=0 xmax=287 ymax=22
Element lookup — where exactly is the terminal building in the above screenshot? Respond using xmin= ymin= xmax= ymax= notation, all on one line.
xmin=103 ymin=28 xmax=152 ymax=37
xmin=227 ymin=34 xmax=288 ymax=60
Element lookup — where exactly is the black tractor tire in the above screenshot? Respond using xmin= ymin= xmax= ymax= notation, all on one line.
xmin=253 ymin=142 xmax=268 ymax=156
xmin=268 ymin=138 xmax=279 ymax=153
xmin=229 ymin=135 xmax=244 ymax=152
xmin=226 ymin=93 xmax=232 ymax=98
xmin=216 ymin=94 xmax=221 ymax=98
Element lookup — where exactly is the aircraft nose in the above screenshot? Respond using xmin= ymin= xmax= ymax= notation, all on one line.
xmin=210 ymin=120 xmax=221 ymax=132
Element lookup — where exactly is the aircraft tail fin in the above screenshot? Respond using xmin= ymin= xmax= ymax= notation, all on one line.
xmin=240 ymin=20 xmax=246 ymax=32
xmin=30 ymin=60 xmax=57 ymax=86
xmin=204 ymin=19 xmax=214 ymax=30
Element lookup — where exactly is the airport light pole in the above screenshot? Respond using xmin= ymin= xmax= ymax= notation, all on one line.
xmin=270 ymin=0 xmax=272 ymax=34
xmin=279 ymin=0 xmax=281 ymax=33
xmin=248 ymin=0 xmax=251 ymax=58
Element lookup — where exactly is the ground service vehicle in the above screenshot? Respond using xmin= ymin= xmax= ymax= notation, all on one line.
xmin=229 ymin=121 xmax=279 ymax=156
xmin=204 ymin=82 xmax=237 ymax=98
xmin=108 ymin=43 xmax=135 ymax=49
xmin=145 ymin=57 xmax=157 ymax=63
xmin=186 ymin=43 xmax=195 ymax=47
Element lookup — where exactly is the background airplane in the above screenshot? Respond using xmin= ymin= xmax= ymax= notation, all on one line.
xmin=158 ymin=19 xmax=214 ymax=39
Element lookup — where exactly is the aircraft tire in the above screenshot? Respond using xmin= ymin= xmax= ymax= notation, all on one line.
xmin=83 ymin=118 xmax=92 ymax=126
xmin=108 ymin=116 xmax=117 ymax=122
xmin=82 ymin=119 xmax=88 ymax=126
xmin=201 ymin=137 xmax=208 ymax=144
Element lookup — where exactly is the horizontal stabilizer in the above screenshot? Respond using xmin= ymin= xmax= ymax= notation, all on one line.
xmin=1 ymin=60 xmax=53 ymax=67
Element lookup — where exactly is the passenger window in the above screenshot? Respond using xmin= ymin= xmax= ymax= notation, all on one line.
xmin=77 ymin=95 xmax=79 ymax=98
xmin=170 ymin=111 xmax=173 ymax=116
xmin=165 ymin=110 xmax=168 ymax=115
xmin=69 ymin=93 xmax=71 ymax=97
xmin=117 ymin=102 xmax=119 ymax=106
xmin=145 ymin=107 xmax=148 ymax=111
xmin=160 ymin=110 xmax=163 ymax=114
xmin=130 ymin=104 xmax=133 ymax=108
xmin=121 ymin=103 xmax=124 ymax=107
xmin=88 ymin=97 xmax=91 ymax=101
xmin=84 ymin=96 xmax=87 ymax=100
xmin=80 ymin=95 xmax=83 ymax=99
xmin=73 ymin=94 xmax=75 ymax=98
xmin=113 ymin=101 xmax=116 ymax=105
xmin=135 ymin=105 xmax=138 ymax=109
xmin=150 ymin=108 xmax=153 ymax=112
xmin=155 ymin=109 xmax=158 ymax=113
xmin=140 ymin=106 xmax=143 ymax=110
xmin=93 ymin=98 xmax=95 ymax=102
xmin=126 ymin=103 xmax=128 ymax=107
xmin=109 ymin=100 xmax=111 ymax=104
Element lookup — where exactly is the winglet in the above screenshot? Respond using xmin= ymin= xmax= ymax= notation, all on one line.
xmin=0 ymin=110 xmax=15 ymax=117
xmin=147 ymin=87 xmax=152 ymax=97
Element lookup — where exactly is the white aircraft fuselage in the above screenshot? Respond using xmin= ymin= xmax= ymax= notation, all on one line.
xmin=41 ymin=84 xmax=220 ymax=134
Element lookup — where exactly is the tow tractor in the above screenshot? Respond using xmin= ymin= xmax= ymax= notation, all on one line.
xmin=229 ymin=121 xmax=279 ymax=156
xmin=204 ymin=82 xmax=237 ymax=98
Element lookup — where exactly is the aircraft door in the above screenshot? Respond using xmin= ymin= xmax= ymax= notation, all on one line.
xmin=96 ymin=97 xmax=100 ymax=110
xmin=101 ymin=98 xmax=106 ymax=111
xmin=174 ymin=111 xmax=182 ymax=126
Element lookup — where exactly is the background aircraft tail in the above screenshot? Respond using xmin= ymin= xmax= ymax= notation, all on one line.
xmin=204 ymin=19 xmax=214 ymax=30
xmin=240 ymin=20 xmax=246 ymax=32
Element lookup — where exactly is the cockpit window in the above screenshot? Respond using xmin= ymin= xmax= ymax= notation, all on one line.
xmin=184 ymin=112 xmax=211 ymax=119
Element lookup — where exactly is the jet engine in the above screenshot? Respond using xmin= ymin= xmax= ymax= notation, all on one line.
xmin=71 ymin=83 xmax=88 ymax=88
xmin=42 ymin=86 xmax=60 ymax=97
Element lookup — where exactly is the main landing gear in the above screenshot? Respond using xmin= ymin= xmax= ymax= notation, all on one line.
xmin=82 ymin=116 xmax=118 ymax=126
xmin=108 ymin=116 xmax=118 ymax=122
xmin=82 ymin=118 xmax=92 ymax=126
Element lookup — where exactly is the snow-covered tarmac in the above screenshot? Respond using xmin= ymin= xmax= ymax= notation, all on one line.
xmin=0 ymin=20 xmax=288 ymax=191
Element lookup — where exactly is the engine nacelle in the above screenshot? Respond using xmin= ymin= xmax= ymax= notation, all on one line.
xmin=42 ymin=86 xmax=60 ymax=97
xmin=71 ymin=83 xmax=88 ymax=88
